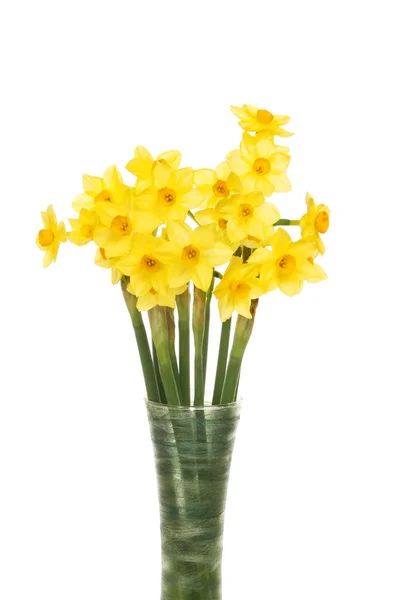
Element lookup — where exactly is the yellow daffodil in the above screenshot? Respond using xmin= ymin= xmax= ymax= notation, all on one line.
xmin=218 ymin=191 xmax=279 ymax=245
xmin=299 ymin=193 xmax=330 ymax=255
xmin=93 ymin=193 xmax=159 ymax=258
xmin=230 ymin=104 xmax=292 ymax=137
xmin=94 ymin=247 xmax=123 ymax=284
xmin=213 ymin=257 xmax=264 ymax=321
xmin=194 ymin=162 xmax=242 ymax=208
xmin=227 ymin=133 xmax=291 ymax=196
xmin=194 ymin=200 xmax=234 ymax=243
xmin=68 ymin=208 xmax=99 ymax=245
xmin=72 ymin=165 xmax=129 ymax=212
xmin=126 ymin=146 xmax=182 ymax=192
xmin=299 ymin=242 xmax=328 ymax=283
xmin=248 ymin=228 xmax=327 ymax=296
xmin=36 ymin=205 xmax=66 ymax=267
xmin=116 ymin=234 xmax=170 ymax=297
xmin=136 ymin=164 xmax=203 ymax=224
xmin=132 ymin=284 xmax=187 ymax=311
xmin=154 ymin=221 xmax=233 ymax=292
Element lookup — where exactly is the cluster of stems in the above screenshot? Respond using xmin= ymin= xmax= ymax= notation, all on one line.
xmin=121 ymin=267 xmax=258 ymax=407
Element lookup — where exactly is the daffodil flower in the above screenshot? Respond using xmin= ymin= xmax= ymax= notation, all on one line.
xmin=133 ymin=284 xmax=187 ymax=311
xmin=126 ymin=146 xmax=182 ymax=192
xmin=249 ymin=228 xmax=327 ymax=296
xmin=94 ymin=248 xmax=123 ymax=284
xmin=299 ymin=193 xmax=330 ymax=255
xmin=36 ymin=205 xmax=66 ymax=267
xmin=230 ymin=104 xmax=292 ymax=137
xmin=94 ymin=193 xmax=159 ymax=258
xmin=227 ymin=133 xmax=291 ymax=196
xmin=68 ymin=208 xmax=99 ymax=246
xmin=194 ymin=162 xmax=242 ymax=208
xmin=116 ymin=234 xmax=171 ymax=297
xmin=213 ymin=257 xmax=264 ymax=321
xmin=72 ymin=165 xmax=130 ymax=212
xmin=154 ymin=221 xmax=233 ymax=292
xmin=218 ymin=191 xmax=279 ymax=245
xmin=136 ymin=164 xmax=203 ymax=224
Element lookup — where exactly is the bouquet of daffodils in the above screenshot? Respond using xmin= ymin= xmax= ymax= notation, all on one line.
xmin=37 ymin=105 xmax=329 ymax=407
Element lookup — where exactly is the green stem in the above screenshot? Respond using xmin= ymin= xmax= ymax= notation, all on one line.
xmin=193 ymin=286 xmax=206 ymax=407
xmin=121 ymin=278 xmax=160 ymax=403
xmin=121 ymin=277 xmax=160 ymax=402
xmin=212 ymin=318 xmax=232 ymax=405
xmin=165 ymin=307 xmax=180 ymax=395
xmin=148 ymin=306 xmax=181 ymax=406
xmin=188 ymin=210 xmax=200 ymax=225
xmin=152 ymin=342 xmax=167 ymax=404
xmin=242 ymin=245 xmax=252 ymax=263
xmin=176 ymin=287 xmax=191 ymax=406
xmin=220 ymin=300 xmax=259 ymax=405
xmin=202 ymin=277 xmax=214 ymax=387
xmin=274 ymin=218 xmax=300 ymax=226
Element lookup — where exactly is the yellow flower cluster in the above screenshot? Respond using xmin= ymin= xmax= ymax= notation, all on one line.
xmin=37 ymin=104 xmax=329 ymax=321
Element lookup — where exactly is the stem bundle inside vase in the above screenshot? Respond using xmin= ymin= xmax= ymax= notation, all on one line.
xmin=123 ymin=276 xmax=258 ymax=406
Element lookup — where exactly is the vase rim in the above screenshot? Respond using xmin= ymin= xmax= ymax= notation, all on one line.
xmin=145 ymin=397 xmax=242 ymax=410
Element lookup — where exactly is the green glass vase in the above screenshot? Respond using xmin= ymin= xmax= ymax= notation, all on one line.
xmin=146 ymin=400 xmax=241 ymax=600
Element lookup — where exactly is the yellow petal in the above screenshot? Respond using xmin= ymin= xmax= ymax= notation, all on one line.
xmin=218 ymin=293 xmax=234 ymax=322
xmin=195 ymin=208 xmax=219 ymax=226
xmin=72 ymin=193 xmax=93 ymax=212
xmin=267 ymin=172 xmax=291 ymax=193
xmin=230 ymin=105 xmax=249 ymax=119
xmin=171 ymin=167 xmax=194 ymax=193
xmin=137 ymin=293 xmax=157 ymax=311
xmin=130 ymin=274 xmax=152 ymax=297
xmin=215 ymin=161 xmax=230 ymax=181
xmin=125 ymin=158 xmax=153 ymax=180
xmin=133 ymin=210 xmax=161 ymax=233
xmin=111 ymin=268 xmax=122 ymax=284
xmin=234 ymin=296 xmax=253 ymax=319
xmin=227 ymin=151 xmax=248 ymax=176
xmin=158 ymin=150 xmax=181 ymax=170
xmin=168 ymin=263 xmax=191 ymax=287
xmin=248 ymin=247 xmax=273 ymax=265
xmin=153 ymin=240 xmax=182 ymax=264
xmin=103 ymin=165 xmax=123 ymax=191
xmin=192 ymin=223 xmax=217 ymax=249
xmin=194 ymin=169 xmax=215 ymax=187
xmin=227 ymin=220 xmax=246 ymax=243
xmin=153 ymin=162 xmax=171 ymax=188
xmin=82 ymin=174 xmax=103 ymax=195
xmin=135 ymin=146 xmax=154 ymax=161
xmin=270 ymin=152 xmax=290 ymax=171
xmin=271 ymin=228 xmax=291 ymax=255
xmin=255 ymin=202 xmax=280 ymax=225
xmin=192 ymin=263 xmax=213 ymax=291
xmin=256 ymin=177 xmax=275 ymax=196
xmin=167 ymin=220 xmax=192 ymax=246
xmin=181 ymin=189 xmax=204 ymax=208
xmin=201 ymin=242 xmax=233 ymax=266
xmin=279 ymin=278 xmax=303 ymax=296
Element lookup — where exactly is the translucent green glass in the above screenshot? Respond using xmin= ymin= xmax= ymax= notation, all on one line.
xmin=146 ymin=400 xmax=241 ymax=600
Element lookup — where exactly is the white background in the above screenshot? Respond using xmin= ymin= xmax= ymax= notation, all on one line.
xmin=1 ymin=1 xmax=398 ymax=598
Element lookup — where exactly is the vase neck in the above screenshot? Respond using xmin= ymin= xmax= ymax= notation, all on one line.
xmin=147 ymin=403 xmax=241 ymax=600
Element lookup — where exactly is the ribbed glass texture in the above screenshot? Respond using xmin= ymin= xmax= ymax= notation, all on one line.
xmin=146 ymin=400 xmax=241 ymax=600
